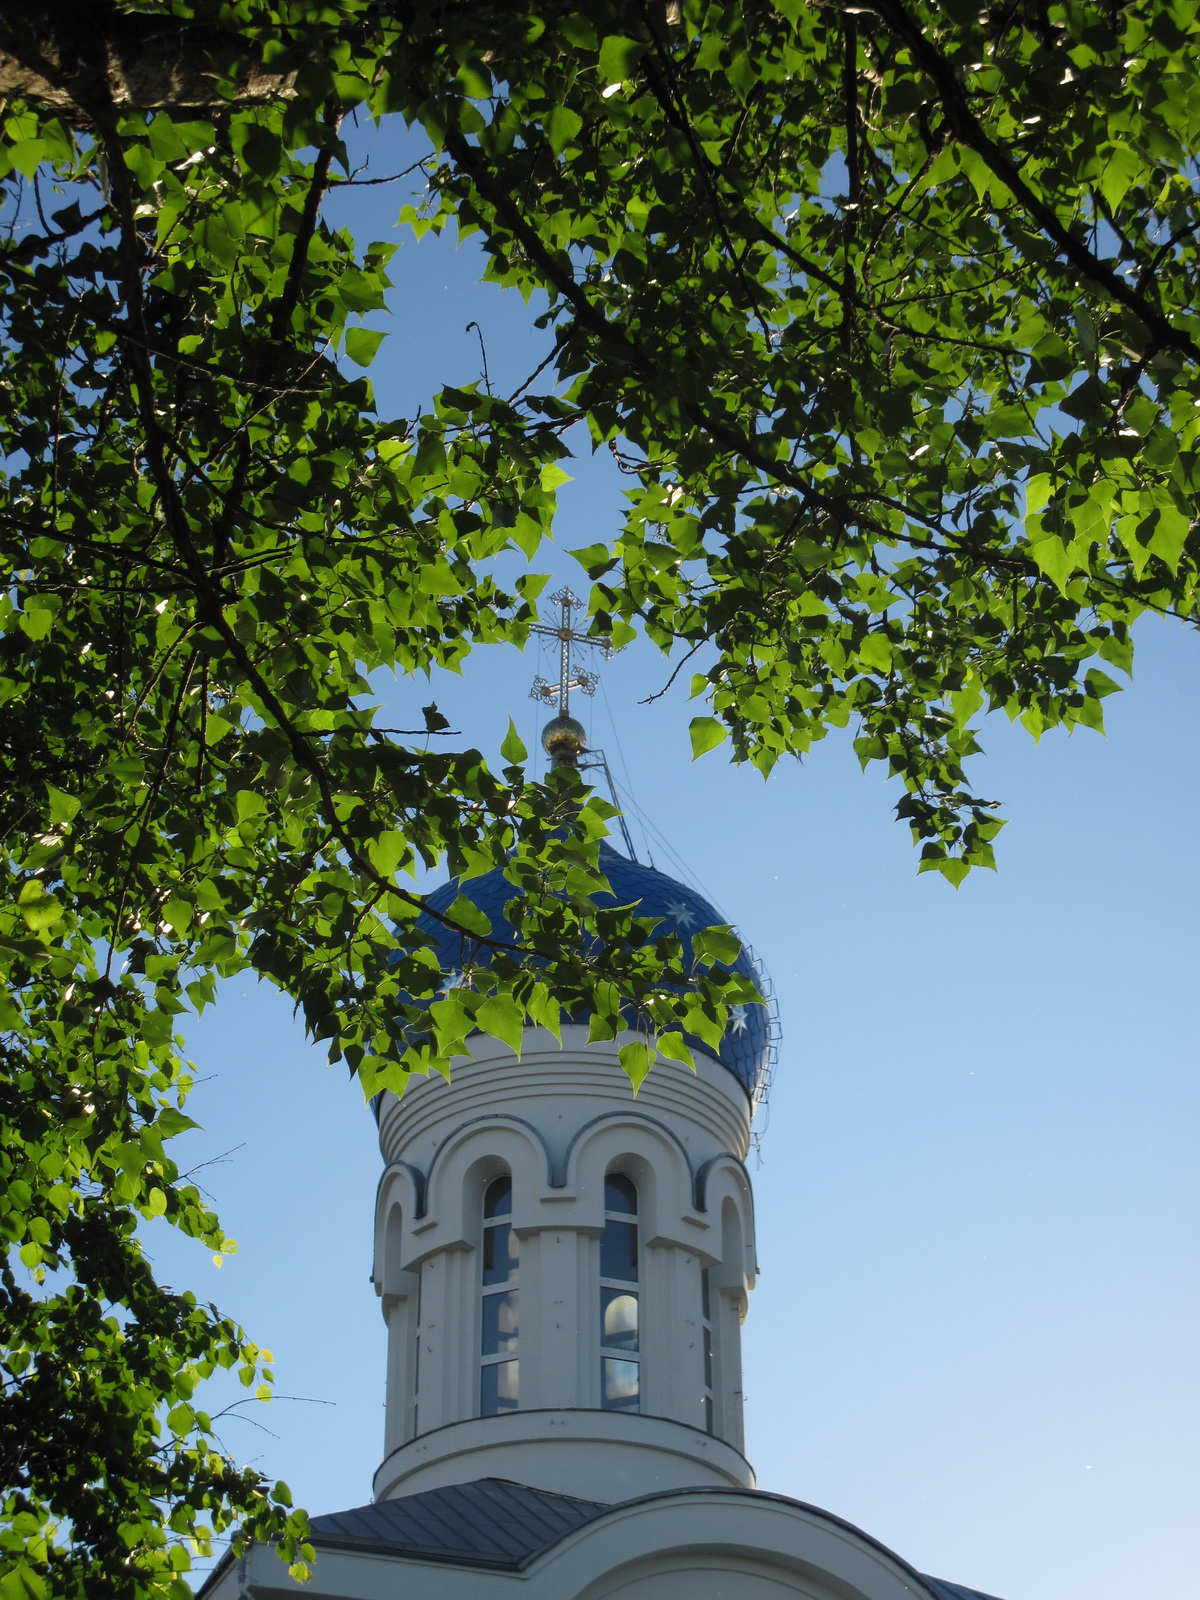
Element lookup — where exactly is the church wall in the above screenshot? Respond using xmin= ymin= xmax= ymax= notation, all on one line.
xmin=408 ymin=1244 xmax=475 ymax=1433
xmin=574 ymin=1556 xmax=837 ymax=1599
xmin=370 ymin=1027 xmax=759 ymax=1500
xmin=536 ymin=1494 xmax=942 ymax=1600
xmin=376 ymin=1028 xmax=751 ymax=1178
xmin=378 ymin=1200 xmax=418 ymax=1456
xmin=373 ymin=1410 xmax=754 ymax=1502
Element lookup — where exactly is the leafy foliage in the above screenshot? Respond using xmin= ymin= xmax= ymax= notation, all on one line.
xmin=422 ymin=0 xmax=1199 ymax=881
xmin=0 ymin=0 xmax=1197 ymax=1591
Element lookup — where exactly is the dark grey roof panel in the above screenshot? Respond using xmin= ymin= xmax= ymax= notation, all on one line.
xmin=921 ymin=1577 xmax=1007 ymax=1600
xmin=310 ymin=1478 xmax=1008 ymax=1600
xmin=308 ymin=1478 xmax=605 ymax=1568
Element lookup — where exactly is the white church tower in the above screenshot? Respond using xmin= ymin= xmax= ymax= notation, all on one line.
xmin=202 ymin=610 xmax=1004 ymax=1600
xmin=371 ymin=935 xmax=759 ymax=1508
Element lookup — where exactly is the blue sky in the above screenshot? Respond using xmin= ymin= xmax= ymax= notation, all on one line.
xmin=166 ymin=120 xmax=1199 ymax=1600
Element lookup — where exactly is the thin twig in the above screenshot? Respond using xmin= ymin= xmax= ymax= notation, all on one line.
xmin=639 ymin=640 xmax=704 ymax=704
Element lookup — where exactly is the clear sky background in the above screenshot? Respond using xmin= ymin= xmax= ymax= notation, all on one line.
xmin=168 ymin=120 xmax=1199 ymax=1600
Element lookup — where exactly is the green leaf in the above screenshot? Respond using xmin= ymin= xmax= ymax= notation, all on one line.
xmin=336 ymin=267 xmax=386 ymax=313
xmin=500 ymin=719 xmax=528 ymax=765
xmin=1098 ymin=143 xmax=1142 ymax=211
xmin=233 ymin=122 xmax=283 ymax=180
xmin=156 ymin=1108 xmax=201 ymax=1140
xmin=918 ymin=856 xmax=971 ymax=888
xmin=857 ymin=633 xmax=893 ymax=675
xmin=655 ymin=1030 xmax=694 ymax=1069
xmin=545 ymin=106 xmax=583 ymax=156
xmin=162 ymin=898 xmax=193 ymax=936
xmin=525 ymin=983 xmax=561 ymax=1039
xmin=1145 ymin=503 xmax=1189 ymax=572
xmin=18 ymin=607 xmax=53 ymax=642
xmin=368 ymin=830 xmax=405 ymax=876
xmin=235 ymin=790 xmax=267 ymax=822
xmin=0 ymin=935 xmax=50 ymax=966
xmin=345 ymin=326 xmax=387 ymax=366
xmin=539 ymin=462 xmax=574 ymax=492
xmin=147 ymin=113 xmax=190 ymax=164
xmin=45 ymin=785 xmax=81 ymax=825
xmin=166 ymin=1402 xmax=195 ymax=1434
xmin=569 ymin=542 xmax=615 ymax=575
xmin=618 ymin=1038 xmax=656 ymax=1092
xmin=17 ymin=881 xmax=62 ymax=933
xmin=444 ymin=894 xmax=493 ymax=939
xmin=1027 ymin=533 xmax=1079 ymax=594
xmin=599 ymin=35 xmax=646 ymax=84
xmin=691 ymin=927 xmax=741 ymax=966
xmin=9 ymin=140 xmax=48 ymax=179
xmin=1084 ymin=667 xmax=1120 ymax=700
xmin=689 ymin=717 xmax=728 ymax=759
xmin=476 ymin=994 xmax=524 ymax=1052
xmin=0 ymin=1560 xmax=50 ymax=1599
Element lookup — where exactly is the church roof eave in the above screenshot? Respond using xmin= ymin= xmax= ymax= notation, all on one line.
xmin=198 ymin=1478 xmax=1007 ymax=1600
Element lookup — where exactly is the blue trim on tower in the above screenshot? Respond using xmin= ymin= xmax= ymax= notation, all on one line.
xmin=408 ymin=842 xmax=771 ymax=1105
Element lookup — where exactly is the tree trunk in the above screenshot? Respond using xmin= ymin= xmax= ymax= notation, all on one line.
xmin=0 ymin=0 xmax=294 ymax=124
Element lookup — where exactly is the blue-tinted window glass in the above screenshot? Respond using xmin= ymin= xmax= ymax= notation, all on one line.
xmin=484 ymin=1176 xmax=512 ymax=1218
xmin=482 ymin=1290 xmax=519 ymax=1356
xmin=482 ymin=1221 xmax=519 ymax=1285
xmin=604 ymin=1174 xmax=637 ymax=1214
xmin=601 ymin=1288 xmax=639 ymax=1353
xmin=600 ymin=1176 xmax=640 ymax=1411
xmin=600 ymin=1219 xmax=638 ymax=1283
xmin=481 ymin=1359 xmax=519 ymax=1415
xmin=602 ymin=1357 xmax=640 ymax=1411
xmin=703 ymin=1325 xmax=713 ymax=1389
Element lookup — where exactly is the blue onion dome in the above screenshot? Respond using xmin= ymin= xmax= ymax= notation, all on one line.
xmin=413 ymin=840 xmax=772 ymax=1106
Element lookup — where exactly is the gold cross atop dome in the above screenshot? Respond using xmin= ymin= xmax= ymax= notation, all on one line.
xmin=528 ymin=588 xmax=611 ymax=716
xmin=528 ymin=588 xmax=612 ymax=768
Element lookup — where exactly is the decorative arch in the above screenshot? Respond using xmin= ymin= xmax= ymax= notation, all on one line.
xmin=694 ymin=1153 xmax=757 ymax=1288
xmin=530 ymin=1489 xmax=948 ymax=1600
xmin=692 ymin=1150 xmax=751 ymax=1213
xmin=372 ymin=1161 xmax=424 ymax=1294
xmin=372 ymin=1167 xmax=424 ymax=1456
xmin=420 ymin=1116 xmax=554 ymax=1251
xmin=561 ymin=1112 xmax=697 ymax=1243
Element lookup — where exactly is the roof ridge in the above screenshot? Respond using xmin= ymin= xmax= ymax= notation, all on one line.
xmin=461 ymin=1475 xmax=609 ymax=1510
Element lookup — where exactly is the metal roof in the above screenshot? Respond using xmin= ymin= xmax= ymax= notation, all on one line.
xmin=920 ymin=1579 xmax=1007 ymax=1600
xmin=307 ymin=1477 xmax=604 ymax=1569
xmin=302 ymin=1477 xmax=1005 ymax=1600
xmin=407 ymin=840 xmax=773 ymax=1105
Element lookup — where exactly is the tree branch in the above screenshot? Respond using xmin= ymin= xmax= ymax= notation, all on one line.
xmin=861 ymin=0 xmax=1200 ymax=367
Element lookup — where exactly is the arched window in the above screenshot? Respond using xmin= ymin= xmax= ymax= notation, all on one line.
xmin=600 ymin=1173 xmax=639 ymax=1412
xmin=481 ymin=1175 xmax=519 ymax=1415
